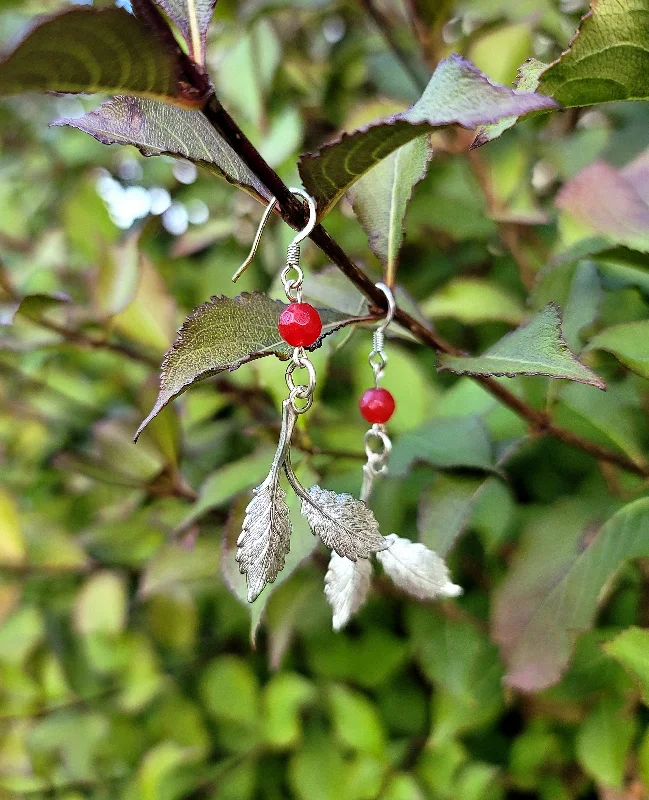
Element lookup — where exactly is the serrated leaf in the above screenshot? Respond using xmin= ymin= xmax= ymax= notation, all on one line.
xmin=347 ymin=137 xmax=431 ymax=286
xmin=300 ymin=486 xmax=386 ymax=560
xmin=539 ymin=0 xmax=649 ymax=107
xmin=438 ymin=304 xmax=605 ymax=389
xmin=55 ymin=97 xmax=268 ymax=204
xmin=377 ymin=535 xmax=462 ymax=601
xmin=324 ymin=552 xmax=373 ymax=632
xmin=531 ymin=260 xmax=601 ymax=352
xmin=472 ymin=58 xmax=547 ymax=148
xmin=586 ymin=320 xmax=649 ymax=378
xmin=236 ymin=399 xmax=297 ymax=603
xmin=556 ymin=159 xmax=649 ymax=253
xmin=153 ymin=0 xmax=216 ymax=66
xmin=136 ymin=293 xmax=365 ymax=439
xmin=493 ymin=497 xmax=649 ymax=691
xmin=236 ymin=477 xmax=292 ymax=603
xmin=298 ymin=53 xmax=558 ymax=217
xmin=0 ymin=8 xmax=202 ymax=107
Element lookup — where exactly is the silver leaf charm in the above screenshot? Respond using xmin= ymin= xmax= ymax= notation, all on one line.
xmin=236 ymin=479 xmax=291 ymax=602
xmin=299 ymin=485 xmax=387 ymax=559
xmin=377 ymin=534 xmax=462 ymax=600
xmin=236 ymin=400 xmax=297 ymax=602
xmin=324 ymin=552 xmax=373 ymax=631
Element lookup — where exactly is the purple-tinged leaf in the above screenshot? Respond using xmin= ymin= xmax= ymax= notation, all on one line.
xmin=471 ymin=58 xmax=547 ymax=149
xmin=55 ymin=96 xmax=269 ymax=204
xmin=152 ymin=0 xmax=217 ymax=67
xmin=556 ymin=159 xmax=649 ymax=254
xmin=0 ymin=8 xmax=203 ymax=107
xmin=493 ymin=497 xmax=649 ymax=691
xmin=298 ymin=54 xmax=558 ymax=217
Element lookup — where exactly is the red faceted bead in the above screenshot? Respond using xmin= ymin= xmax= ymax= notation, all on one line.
xmin=278 ymin=302 xmax=322 ymax=347
xmin=359 ymin=388 xmax=396 ymax=424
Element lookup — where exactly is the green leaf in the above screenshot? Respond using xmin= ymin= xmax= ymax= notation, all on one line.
xmin=422 ymin=278 xmax=525 ymax=326
xmin=200 ymin=656 xmax=260 ymax=752
xmin=438 ymin=304 xmax=605 ymax=389
xmin=530 ymin=260 xmax=601 ymax=351
xmin=408 ymin=607 xmax=504 ymax=741
xmin=298 ymin=54 xmax=558 ymax=217
xmin=0 ymin=8 xmax=203 ymax=107
xmin=472 ymin=58 xmax=547 ymax=148
xmin=328 ymin=684 xmax=386 ymax=757
xmin=56 ymin=97 xmax=269 ymax=205
xmin=347 ymin=138 xmax=431 ymax=286
xmin=289 ymin=724 xmax=346 ymax=800
xmin=556 ymin=382 xmax=647 ymax=466
xmin=539 ymin=0 xmax=649 ymax=107
xmin=418 ymin=474 xmax=487 ymax=557
xmin=135 ymin=293 xmax=367 ymax=439
xmin=139 ymin=539 xmax=221 ymax=597
xmin=179 ymin=448 xmax=277 ymax=529
xmin=152 ymin=0 xmax=217 ymax=66
xmin=0 ymin=489 xmax=25 ymax=567
xmin=576 ymin=698 xmax=636 ymax=789
xmin=390 ymin=415 xmax=495 ymax=477
xmin=493 ymin=497 xmax=649 ymax=691
xmin=262 ymin=672 xmax=316 ymax=749
xmin=605 ymin=627 xmax=649 ymax=703
xmin=587 ymin=320 xmax=649 ymax=378
xmin=73 ymin=572 xmax=127 ymax=636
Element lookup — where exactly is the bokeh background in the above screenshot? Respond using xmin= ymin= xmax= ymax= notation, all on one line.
xmin=3 ymin=0 xmax=649 ymax=798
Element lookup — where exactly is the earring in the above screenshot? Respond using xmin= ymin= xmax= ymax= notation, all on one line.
xmin=233 ymin=189 xmax=388 ymax=603
xmin=324 ymin=282 xmax=462 ymax=631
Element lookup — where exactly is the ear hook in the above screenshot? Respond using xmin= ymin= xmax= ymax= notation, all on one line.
xmin=232 ymin=196 xmax=278 ymax=283
xmin=231 ymin=188 xmax=317 ymax=283
xmin=374 ymin=282 xmax=396 ymax=333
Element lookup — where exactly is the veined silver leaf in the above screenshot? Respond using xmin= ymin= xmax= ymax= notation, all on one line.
xmin=299 ymin=485 xmax=387 ymax=560
xmin=236 ymin=401 xmax=297 ymax=602
xmin=377 ymin=534 xmax=462 ymax=601
xmin=324 ymin=552 xmax=373 ymax=631
xmin=236 ymin=477 xmax=291 ymax=603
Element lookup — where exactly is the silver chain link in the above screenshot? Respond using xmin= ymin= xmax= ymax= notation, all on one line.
xmin=361 ymin=283 xmax=396 ymax=502
xmin=281 ymin=189 xmax=317 ymax=413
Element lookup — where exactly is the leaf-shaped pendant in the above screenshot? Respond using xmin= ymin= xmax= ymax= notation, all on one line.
xmin=377 ymin=534 xmax=462 ymax=600
xmin=297 ymin=484 xmax=387 ymax=559
xmin=324 ymin=551 xmax=373 ymax=631
xmin=236 ymin=400 xmax=297 ymax=602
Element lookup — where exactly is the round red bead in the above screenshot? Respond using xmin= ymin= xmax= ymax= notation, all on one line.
xmin=359 ymin=388 xmax=396 ymax=424
xmin=278 ymin=302 xmax=322 ymax=347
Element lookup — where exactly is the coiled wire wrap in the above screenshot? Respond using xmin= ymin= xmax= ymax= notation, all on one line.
xmin=281 ymin=242 xmax=304 ymax=302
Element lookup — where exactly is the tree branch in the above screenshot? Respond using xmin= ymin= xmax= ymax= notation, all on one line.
xmin=111 ymin=2 xmax=649 ymax=479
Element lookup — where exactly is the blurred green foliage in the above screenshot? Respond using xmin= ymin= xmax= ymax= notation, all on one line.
xmin=3 ymin=0 xmax=649 ymax=798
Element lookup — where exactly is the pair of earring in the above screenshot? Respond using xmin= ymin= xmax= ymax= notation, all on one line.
xmin=233 ymin=188 xmax=461 ymax=630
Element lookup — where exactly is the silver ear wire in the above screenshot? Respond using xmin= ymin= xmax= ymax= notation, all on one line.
xmin=368 ymin=282 xmax=396 ymax=386
xmin=231 ymin=188 xmax=317 ymax=284
xmin=231 ymin=196 xmax=278 ymax=283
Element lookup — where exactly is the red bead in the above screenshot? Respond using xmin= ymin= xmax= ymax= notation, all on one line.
xmin=278 ymin=302 xmax=322 ymax=347
xmin=359 ymin=388 xmax=395 ymax=424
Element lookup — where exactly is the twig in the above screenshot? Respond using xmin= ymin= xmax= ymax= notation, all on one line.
xmin=356 ymin=0 xmax=425 ymax=91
